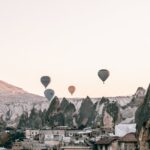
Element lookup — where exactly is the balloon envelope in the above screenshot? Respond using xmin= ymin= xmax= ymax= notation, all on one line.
xmin=41 ymin=76 xmax=51 ymax=88
xmin=68 ymin=86 xmax=76 ymax=95
xmin=44 ymin=89 xmax=55 ymax=101
xmin=98 ymin=69 xmax=110 ymax=83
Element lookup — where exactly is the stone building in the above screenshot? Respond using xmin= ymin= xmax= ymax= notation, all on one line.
xmin=95 ymin=136 xmax=119 ymax=150
xmin=118 ymin=132 xmax=138 ymax=150
xmin=25 ymin=129 xmax=40 ymax=139
xmin=12 ymin=142 xmax=24 ymax=150
xmin=60 ymin=146 xmax=92 ymax=150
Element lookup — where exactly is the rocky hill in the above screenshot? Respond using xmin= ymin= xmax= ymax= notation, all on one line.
xmin=135 ymin=84 xmax=150 ymax=150
xmin=0 ymin=80 xmax=146 ymax=129
xmin=0 ymin=80 xmax=48 ymax=127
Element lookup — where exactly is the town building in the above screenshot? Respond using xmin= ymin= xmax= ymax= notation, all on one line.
xmin=13 ymin=140 xmax=50 ymax=150
xmin=12 ymin=142 xmax=24 ymax=150
xmin=118 ymin=132 xmax=138 ymax=150
xmin=25 ymin=129 xmax=40 ymax=139
xmin=95 ymin=136 xmax=119 ymax=150
xmin=60 ymin=146 xmax=92 ymax=150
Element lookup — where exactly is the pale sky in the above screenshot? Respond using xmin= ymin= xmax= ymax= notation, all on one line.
xmin=0 ymin=0 xmax=150 ymax=97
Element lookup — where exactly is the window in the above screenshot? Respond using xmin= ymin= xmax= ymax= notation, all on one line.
xmin=105 ymin=145 xmax=108 ymax=150
xmin=100 ymin=145 xmax=103 ymax=150
xmin=148 ymin=140 xmax=150 ymax=149
xmin=124 ymin=143 xmax=128 ymax=150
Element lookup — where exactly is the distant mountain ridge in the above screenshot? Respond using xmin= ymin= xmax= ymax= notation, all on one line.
xmin=0 ymin=80 xmax=46 ymax=103
xmin=0 ymin=80 xmax=26 ymax=94
xmin=0 ymin=80 xmax=146 ymax=129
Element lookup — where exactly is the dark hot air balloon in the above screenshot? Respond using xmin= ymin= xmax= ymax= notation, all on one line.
xmin=44 ymin=89 xmax=55 ymax=101
xmin=68 ymin=85 xmax=76 ymax=95
xmin=41 ymin=76 xmax=50 ymax=88
xmin=98 ymin=69 xmax=110 ymax=83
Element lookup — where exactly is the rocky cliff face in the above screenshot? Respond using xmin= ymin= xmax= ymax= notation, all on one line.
xmin=135 ymin=84 xmax=150 ymax=150
xmin=0 ymin=80 xmax=146 ymax=130
xmin=0 ymin=81 xmax=48 ymax=128
xmin=77 ymin=96 xmax=97 ymax=128
xmin=18 ymin=89 xmax=145 ymax=130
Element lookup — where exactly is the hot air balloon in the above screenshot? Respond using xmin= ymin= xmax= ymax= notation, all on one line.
xmin=68 ymin=85 xmax=76 ymax=95
xmin=98 ymin=69 xmax=110 ymax=83
xmin=41 ymin=76 xmax=51 ymax=88
xmin=44 ymin=89 xmax=55 ymax=101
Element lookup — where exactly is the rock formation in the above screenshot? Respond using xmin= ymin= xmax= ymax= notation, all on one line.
xmin=135 ymin=84 xmax=150 ymax=150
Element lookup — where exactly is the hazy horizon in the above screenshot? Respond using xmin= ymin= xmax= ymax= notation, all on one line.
xmin=0 ymin=0 xmax=150 ymax=97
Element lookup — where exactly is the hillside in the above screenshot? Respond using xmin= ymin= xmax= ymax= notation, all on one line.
xmin=0 ymin=80 xmax=146 ymax=129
